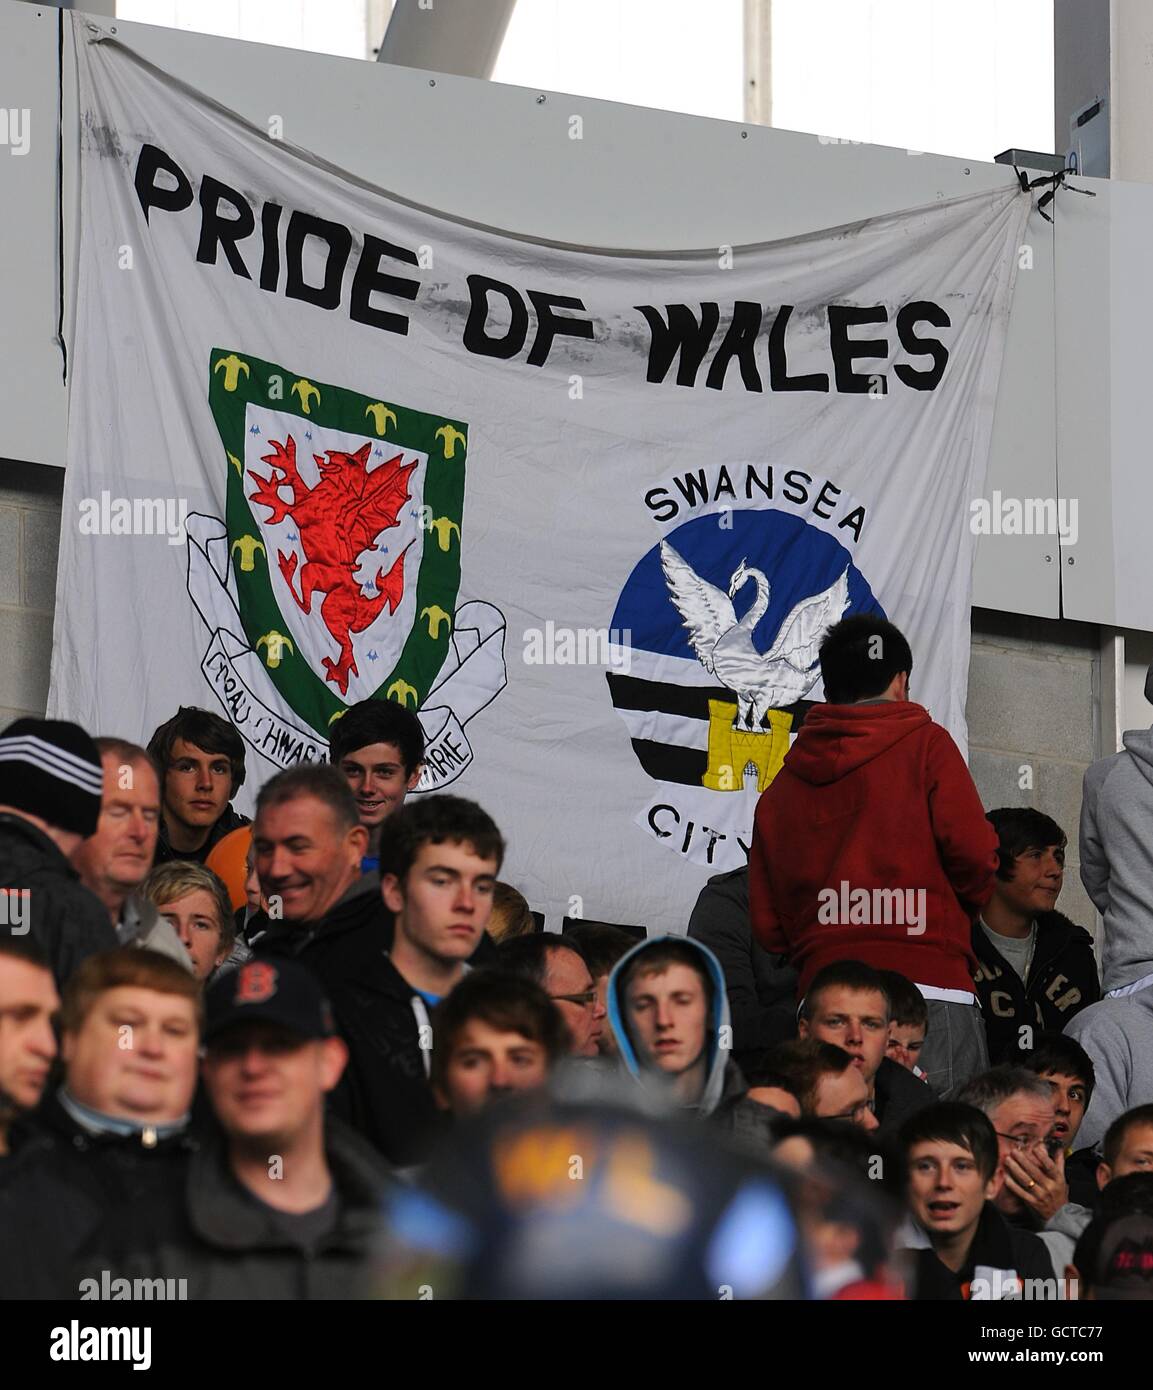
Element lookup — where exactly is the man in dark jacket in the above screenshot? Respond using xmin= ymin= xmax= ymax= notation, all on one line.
xmin=686 ymin=865 xmax=798 ymax=1066
xmin=356 ymin=794 xmax=504 ymax=1166
xmin=146 ymin=707 xmax=250 ymax=866
xmin=329 ymin=698 xmax=425 ymax=873
xmin=750 ymin=617 xmax=999 ymax=1096
xmin=956 ymin=1064 xmax=1078 ymax=1278
xmin=900 ymin=1101 xmax=1056 ymax=1299
xmin=76 ymin=957 xmax=390 ymax=1299
xmin=973 ymin=808 xmax=1100 ymax=1063
xmin=0 ymin=948 xmax=201 ymax=1298
xmin=0 ymin=716 xmax=116 ymax=987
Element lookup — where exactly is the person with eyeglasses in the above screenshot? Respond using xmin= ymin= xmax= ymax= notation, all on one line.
xmin=954 ymin=1064 xmax=1085 ymax=1282
xmin=495 ymin=934 xmax=606 ymax=1058
xmin=899 ymin=1101 xmax=1055 ymax=1300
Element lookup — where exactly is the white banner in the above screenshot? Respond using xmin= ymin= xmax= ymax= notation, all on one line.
xmin=51 ymin=23 xmax=1028 ymax=931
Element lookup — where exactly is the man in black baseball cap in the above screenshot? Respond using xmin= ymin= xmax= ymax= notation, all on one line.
xmin=76 ymin=957 xmax=391 ymax=1298
xmin=0 ymin=717 xmax=117 ymax=986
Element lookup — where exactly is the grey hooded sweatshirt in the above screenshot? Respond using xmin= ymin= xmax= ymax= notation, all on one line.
xmin=602 ymin=934 xmax=793 ymax=1158
xmin=1079 ymin=729 xmax=1153 ymax=992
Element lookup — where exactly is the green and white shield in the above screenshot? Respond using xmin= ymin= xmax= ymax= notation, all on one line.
xmin=208 ymin=348 xmax=466 ymax=732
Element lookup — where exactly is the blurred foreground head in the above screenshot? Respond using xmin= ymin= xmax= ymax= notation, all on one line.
xmin=373 ymin=1097 xmax=809 ymax=1300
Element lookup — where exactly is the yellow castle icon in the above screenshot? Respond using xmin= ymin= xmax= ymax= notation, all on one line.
xmin=701 ymin=700 xmax=793 ymax=793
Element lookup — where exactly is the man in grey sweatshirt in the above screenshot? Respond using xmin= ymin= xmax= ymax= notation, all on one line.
xmin=1064 ymin=988 xmax=1153 ymax=1152
xmin=1079 ymin=721 xmax=1153 ymax=996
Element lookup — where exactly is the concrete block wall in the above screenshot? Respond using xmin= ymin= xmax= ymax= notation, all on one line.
xmin=967 ymin=607 xmax=1100 ymax=936
xmin=0 ymin=463 xmax=1111 ymax=942
xmin=0 ymin=460 xmax=64 ymax=728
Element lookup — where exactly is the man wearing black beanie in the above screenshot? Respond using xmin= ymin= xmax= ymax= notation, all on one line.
xmin=0 ymin=717 xmax=118 ymax=987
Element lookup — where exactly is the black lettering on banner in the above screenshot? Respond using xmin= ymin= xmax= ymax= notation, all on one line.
xmin=634 ymin=303 xmax=720 ymax=386
xmin=837 ymin=506 xmax=865 ymax=543
xmin=259 ymin=202 xmax=283 ymax=291
xmin=350 ymin=234 xmax=421 ymax=335
xmin=526 ymin=291 xmax=595 ymax=366
xmin=894 ymin=301 xmax=951 ymax=389
xmin=134 ymin=143 xmax=194 ymax=223
xmin=440 ymin=733 xmax=466 ymax=767
xmin=464 ymin=275 xmax=530 ymax=359
xmin=768 ymin=304 xmax=830 ymax=392
xmin=675 ymin=470 xmax=710 ymax=508
xmin=644 ymin=487 xmax=677 ymax=523
xmin=705 ymin=301 xmax=763 ymax=392
xmin=782 ymin=469 xmax=812 ymax=505
xmin=195 ymin=176 xmax=255 ymax=278
xmin=812 ymin=480 xmax=842 ymax=519
xmin=284 ymin=211 xmax=352 ymax=311
xmin=828 ymin=304 xmax=889 ymax=393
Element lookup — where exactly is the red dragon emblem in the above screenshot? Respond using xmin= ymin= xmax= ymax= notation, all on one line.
xmin=247 ymin=435 xmax=417 ymax=695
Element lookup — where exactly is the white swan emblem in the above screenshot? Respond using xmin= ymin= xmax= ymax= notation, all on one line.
xmin=659 ymin=539 xmax=850 ymax=729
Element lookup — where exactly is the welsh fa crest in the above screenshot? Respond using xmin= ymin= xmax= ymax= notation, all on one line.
xmin=187 ymin=349 xmax=506 ymax=785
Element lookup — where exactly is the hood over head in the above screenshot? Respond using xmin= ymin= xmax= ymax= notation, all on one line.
xmin=607 ymin=934 xmax=732 ymax=1117
xmin=1122 ymin=728 xmax=1153 ymax=789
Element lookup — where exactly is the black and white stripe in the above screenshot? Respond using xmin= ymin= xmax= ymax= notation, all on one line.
xmin=0 ymin=735 xmax=103 ymax=794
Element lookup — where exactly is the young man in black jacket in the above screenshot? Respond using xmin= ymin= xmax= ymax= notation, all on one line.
xmin=972 ymin=808 xmax=1100 ymax=1063
xmin=329 ymin=698 xmax=425 ymax=873
xmin=0 ymin=948 xmax=201 ymax=1299
xmin=0 ymin=717 xmax=116 ymax=987
xmin=76 ymin=957 xmax=390 ymax=1299
xmin=146 ymin=707 xmax=250 ymax=866
xmin=357 ymin=794 xmax=504 ymax=1166
xmin=900 ymin=1101 xmax=1055 ymax=1299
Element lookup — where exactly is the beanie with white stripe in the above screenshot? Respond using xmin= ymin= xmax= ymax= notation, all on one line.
xmin=0 ymin=718 xmax=104 ymax=837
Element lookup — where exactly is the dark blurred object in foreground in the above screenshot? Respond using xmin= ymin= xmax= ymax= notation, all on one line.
xmin=373 ymin=1096 xmax=811 ymax=1300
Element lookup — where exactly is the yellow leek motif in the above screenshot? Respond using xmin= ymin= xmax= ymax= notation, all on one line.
xmin=435 ymin=424 xmax=466 ymax=459
xmin=291 ymin=379 xmax=321 ymax=415
xmin=428 ymin=517 xmax=461 ymax=552
xmin=365 ymin=402 xmax=398 ymax=436
xmin=387 ymin=680 xmax=418 ymax=707
xmin=230 ymin=535 xmax=266 ymax=572
xmin=227 ymin=452 xmax=244 ymax=478
xmin=256 ymin=631 xmax=295 ymax=668
xmin=420 ymin=605 xmax=452 ymax=639
xmin=213 ymin=355 xmax=250 ymax=391
xmin=327 ymin=710 xmax=346 ymax=726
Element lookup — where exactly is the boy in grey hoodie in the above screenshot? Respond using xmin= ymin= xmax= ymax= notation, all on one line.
xmin=605 ymin=934 xmax=795 ymax=1159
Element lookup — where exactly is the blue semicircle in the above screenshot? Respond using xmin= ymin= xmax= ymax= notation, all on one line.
xmin=612 ymin=510 xmax=884 ymax=660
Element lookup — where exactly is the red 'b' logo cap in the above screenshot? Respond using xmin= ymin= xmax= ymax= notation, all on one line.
xmin=234 ymin=961 xmax=279 ymax=1005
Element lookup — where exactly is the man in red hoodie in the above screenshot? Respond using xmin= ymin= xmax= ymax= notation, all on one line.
xmin=749 ymin=615 xmax=999 ymax=1096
